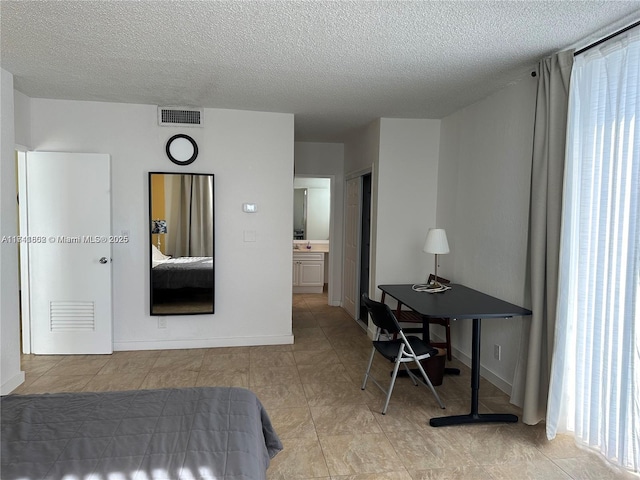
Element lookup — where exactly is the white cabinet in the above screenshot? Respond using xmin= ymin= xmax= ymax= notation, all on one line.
xmin=293 ymin=252 xmax=324 ymax=293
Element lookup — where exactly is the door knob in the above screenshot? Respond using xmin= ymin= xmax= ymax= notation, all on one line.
xmin=99 ymin=257 xmax=108 ymax=264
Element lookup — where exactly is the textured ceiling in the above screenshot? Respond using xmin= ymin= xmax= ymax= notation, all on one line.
xmin=2 ymin=1 xmax=639 ymax=142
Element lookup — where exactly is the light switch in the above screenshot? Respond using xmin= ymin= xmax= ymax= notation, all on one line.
xmin=243 ymin=203 xmax=257 ymax=213
xmin=244 ymin=230 xmax=256 ymax=242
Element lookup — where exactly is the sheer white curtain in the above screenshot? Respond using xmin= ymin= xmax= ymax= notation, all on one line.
xmin=547 ymin=26 xmax=640 ymax=473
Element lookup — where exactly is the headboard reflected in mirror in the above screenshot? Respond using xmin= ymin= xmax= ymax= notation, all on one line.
xmin=149 ymin=172 xmax=214 ymax=315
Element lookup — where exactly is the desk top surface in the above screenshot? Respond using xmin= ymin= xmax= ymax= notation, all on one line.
xmin=378 ymin=284 xmax=532 ymax=319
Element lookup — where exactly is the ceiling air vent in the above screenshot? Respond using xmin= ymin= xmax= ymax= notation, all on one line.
xmin=158 ymin=106 xmax=203 ymax=127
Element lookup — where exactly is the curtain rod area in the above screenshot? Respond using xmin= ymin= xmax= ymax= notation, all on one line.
xmin=532 ymin=18 xmax=640 ymax=76
xmin=574 ymin=19 xmax=640 ymax=56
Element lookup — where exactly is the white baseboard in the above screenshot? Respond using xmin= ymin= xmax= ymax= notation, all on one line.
xmin=1 ymin=370 xmax=25 ymax=396
xmin=114 ymin=334 xmax=294 ymax=352
xmin=430 ymin=333 xmax=512 ymax=396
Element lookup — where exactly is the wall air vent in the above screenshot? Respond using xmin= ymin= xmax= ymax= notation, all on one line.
xmin=158 ymin=107 xmax=203 ymax=127
xmin=50 ymin=301 xmax=95 ymax=332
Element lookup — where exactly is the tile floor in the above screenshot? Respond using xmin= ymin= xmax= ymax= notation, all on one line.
xmin=14 ymin=292 xmax=637 ymax=479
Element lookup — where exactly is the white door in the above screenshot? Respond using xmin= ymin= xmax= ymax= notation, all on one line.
xmin=343 ymin=177 xmax=361 ymax=319
xmin=24 ymin=152 xmax=113 ymax=354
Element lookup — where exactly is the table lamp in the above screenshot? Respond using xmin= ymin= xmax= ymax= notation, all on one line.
xmin=423 ymin=228 xmax=449 ymax=288
xmin=152 ymin=219 xmax=167 ymax=251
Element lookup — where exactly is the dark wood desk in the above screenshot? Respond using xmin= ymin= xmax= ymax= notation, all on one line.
xmin=378 ymin=283 xmax=532 ymax=427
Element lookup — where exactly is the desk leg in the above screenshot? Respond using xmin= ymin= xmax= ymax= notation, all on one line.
xmin=429 ymin=318 xmax=518 ymax=427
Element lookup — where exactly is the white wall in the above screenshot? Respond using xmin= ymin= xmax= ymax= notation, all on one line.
xmin=0 ymin=69 xmax=25 ymax=394
xmin=14 ymin=90 xmax=31 ymax=148
xmin=27 ymin=98 xmax=294 ymax=350
xmin=344 ymin=120 xmax=380 ymax=176
xmin=437 ymin=75 xmax=537 ymax=393
xmin=373 ymin=118 xmax=441 ymax=291
xmin=294 ymin=142 xmax=344 ymax=306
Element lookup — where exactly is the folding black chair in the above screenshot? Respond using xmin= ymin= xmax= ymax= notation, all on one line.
xmin=361 ymin=294 xmax=445 ymax=414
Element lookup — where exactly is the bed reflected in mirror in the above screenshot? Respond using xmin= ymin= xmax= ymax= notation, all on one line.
xmin=149 ymin=172 xmax=214 ymax=315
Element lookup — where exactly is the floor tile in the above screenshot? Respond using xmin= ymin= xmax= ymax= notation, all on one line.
xmin=150 ymin=355 xmax=203 ymax=372
xmin=552 ymin=455 xmax=639 ymax=479
xmin=408 ymin=466 xmax=494 ymax=480
xmin=291 ymin=336 xmax=334 ymax=352
xmin=293 ymin=349 xmax=341 ymax=367
xmin=250 ymin=350 xmax=296 ymax=367
xmin=98 ymin=357 xmax=157 ymax=375
xmin=371 ymin=404 xmax=432 ymax=433
xmin=250 ymin=345 xmax=294 ymax=356
xmin=82 ymin=373 xmax=146 ymax=392
xmin=110 ymin=350 xmax=162 ymax=359
xmin=196 ymin=370 xmax=249 ymax=388
xmin=252 ymin=383 xmax=308 ymax=410
xmin=268 ymin=407 xmax=317 ymax=440
xmin=334 ymin=347 xmax=378 ymax=365
xmin=267 ymin=437 xmax=329 ymax=479
xmin=332 ymin=472 xmax=413 ymax=480
xmin=311 ymin=404 xmax=381 ymax=436
xmin=48 ymin=357 xmax=110 ymax=376
xmin=292 ymin=312 xmax=318 ymax=328
xmin=10 ymin=292 xmax=635 ymax=480
xmin=204 ymin=346 xmax=251 ymax=355
xmin=450 ymin=424 xmax=547 ymax=465
xmin=154 ymin=348 xmax=207 ymax=358
xmin=319 ymin=433 xmax=403 ymax=476
xmin=292 ymin=326 xmax=326 ymax=338
xmin=18 ymin=374 xmax=94 ymax=394
xmin=250 ymin=366 xmax=301 ymax=387
xmin=20 ymin=356 xmax=63 ymax=376
xmin=303 ymin=382 xmax=371 ymax=407
xmin=296 ymin=363 xmax=352 ymax=383
xmin=139 ymin=371 xmax=198 ymax=389
xmin=384 ymin=427 xmax=477 ymax=470
xmin=483 ymin=458 xmax=573 ymax=479
xmin=201 ymin=352 xmax=250 ymax=371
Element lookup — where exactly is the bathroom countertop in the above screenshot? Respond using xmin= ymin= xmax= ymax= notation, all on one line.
xmin=293 ymin=244 xmax=330 ymax=253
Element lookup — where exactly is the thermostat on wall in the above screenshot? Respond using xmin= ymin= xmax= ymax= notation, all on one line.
xmin=243 ymin=203 xmax=258 ymax=213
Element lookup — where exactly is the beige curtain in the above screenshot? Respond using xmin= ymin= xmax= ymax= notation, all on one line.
xmin=511 ymin=50 xmax=574 ymax=425
xmin=171 ymin=175 xmax=214 ymax=257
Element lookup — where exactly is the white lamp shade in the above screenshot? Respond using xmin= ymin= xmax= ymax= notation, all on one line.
xmin=423 ymin=228 xmax=449 ymax=254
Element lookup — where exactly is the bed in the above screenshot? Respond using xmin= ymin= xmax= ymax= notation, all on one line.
xmin=1 ymin=387 xmax=283 ymax=480
xmin=152 ymin=256 xmax=214 ymax=290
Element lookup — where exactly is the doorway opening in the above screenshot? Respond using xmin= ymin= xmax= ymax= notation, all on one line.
xmin=358 ymin=173 xmax=372 ymax=323
xmin=292 ymin=175 xmax=333 ymax=302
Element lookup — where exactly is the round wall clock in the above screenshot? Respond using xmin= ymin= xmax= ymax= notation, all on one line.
xmin=166 ymin=134 xmax=198 ymax=166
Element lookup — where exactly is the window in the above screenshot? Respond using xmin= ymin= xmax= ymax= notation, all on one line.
xmin=547 ymin=26 xmax=640 ymax=473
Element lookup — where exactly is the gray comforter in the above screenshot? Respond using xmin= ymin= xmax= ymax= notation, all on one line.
xmin=152 ymin=257 xmax=214 ymax=290
xmin=1 ymin=387 xmax=283 ymax=480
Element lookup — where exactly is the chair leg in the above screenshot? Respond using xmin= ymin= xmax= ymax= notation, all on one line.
xmin=445 ymin=322 xmax=452 ymax=361
xmin=382 ymin=357 xmax=402 ymax=415
xmin=402 ymin=363 xmax=419 ymax=386
xmin=361 ymin=347 xmax=376 ymax=390
xmin=414 ymin=358 xmax=445 ymax=409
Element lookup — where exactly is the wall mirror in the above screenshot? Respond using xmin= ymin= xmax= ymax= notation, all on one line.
xmin=293 ymin=177 xmax=330 ymax=240
xmin=149 ymin=172 xmax=214 ymax=315
xmin=293 ymin=188 xmax=307 ymax=239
